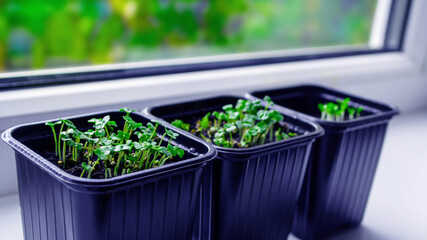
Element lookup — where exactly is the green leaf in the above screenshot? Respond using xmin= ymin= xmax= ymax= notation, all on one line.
xmin=223 ymin=123 xmax=236 ymax=133
xmin=59 ymin=119 xmax=76 ymax=129
xmin=256 ymin=121 xmax=268 ymax=132
xmin=218 ymin=112 xmax=228 ymax=121
xmin=45 ymin=121 xmax=61 ymax=127
xmin=326 ymin=102 xmax=339 ymax=115
xmin=127 ymin=156 xmax=138 ymax=163
xmin=341 ymin=97 xmax=350 ymax=109
xmin=107 ymin=120 xmax=118 ymax=128
xmin=85 ymin=129 xmax=96 ymax=136
xmin=270 ymin=111 xmax=284 ymax=122
xmin=160 ymin=147 xmax=172 ymax=157
xmin=264 ymin=95 xmax=273 ymax=106
xmin=123 ymin=115 xmax=136 ymax=125
xmin=235 ymin=99 xmax=247 ymax=111
xmin=100 ymin=138 xmax=113 ymax=146
xmin=235 ymin=120 xmax=243 ymax=129
xmin=213 ymin=137 xmax=230 ymax=148
xmin=117 ymin=130 xmax=130 ymax=140
xmin=109 ymin=133 xmax=120 ymax=141
xmin=100 ymin=115 xmax=110 ymax=129
xmin=113 ymin=144 xmax=131 ymax=152
xmin=288 ymin=132 xmax=296 ymax=137
xmin=227 ymin=111 xmax=240 ymax=120
xmin=171 ymin=119 xmax=190 ymax=131
xmin=81 ymin=162 xmax=92 ymax=171
xmin=248 ymin=127 xmax=260 ymax=136
xmin=214 ymin=130 xmax=225 ymax=138
xmin=200 ymin=113 xmax=211 ymax=129
xmin=171 ymin=119 xmax=183 ymax=127
xmin=133 ymin=142 xmax=143 ymax=150
xmin=275 ymin=129 xmax=283 ymax=141
xmin=167 ymin=144 xmax=177 ymax=156
xmin=257 ymin=110 xmax=269 ymax=121
xmin=94 ymin=129 xmax=106 ymax=137
xmin=147 ymin=122 xmax=156 ymax=131
xmin=60 ymin=133 xmax=71 ymax=141
xmin=94 ymin=148 xmax=110 ymax=160
xmin=177 ymin=149 xmax=185 ymax=158
xmin=120 ymin=107 xmax=135 ymax=116
xmin=222 ymin=104 xmax=233 ymax=111
xmin=347 ymin=107 xmax=355 ymax=115
xmin=213 ymin=111 xmax=220 ymax=119
xmin=165 ymin=129 xmax=179 ymax=139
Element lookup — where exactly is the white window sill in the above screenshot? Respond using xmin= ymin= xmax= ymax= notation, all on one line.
xmin=0 ymin=51 xmax=425 ymax=120
xmin=2 ymin=108 xmax=426 ymax=240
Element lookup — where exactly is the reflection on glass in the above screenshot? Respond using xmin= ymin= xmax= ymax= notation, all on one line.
xmin=0 ymin=0 xmax=377 ymax=72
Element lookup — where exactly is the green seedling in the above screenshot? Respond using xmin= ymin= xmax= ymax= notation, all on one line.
xmin=318 ymin=97 xmax=364 ymax=121
xmin=80 ymin=162 xmax=92 ymax=178
xmin=45 ymin=121 xmax=61 ymax=156
xmin=46 ymin=109 xmax=185 ymax=179
xmin=356 ymin=107 xmax=363 ymax=118
xmin=172 ymin=97 xmax=298 ymax=148
xmin=171 ymin=119 xmax=190 ymax=131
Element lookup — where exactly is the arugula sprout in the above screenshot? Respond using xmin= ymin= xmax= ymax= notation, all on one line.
xmin=318 ymin=97 xmax=364 ymax=121
xmin=45 ymin=121 xmax=61 ymax=156
xmin=171 ymin=119 xmax=190 ymax=131
xmin=46 ymin=109 xmax=185 ymax=179
xmin=172 ymin=97 xmax=298 ymax=148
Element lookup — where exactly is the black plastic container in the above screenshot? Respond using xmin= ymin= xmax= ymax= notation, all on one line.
xmin=144 ymin=96 xmax=323 ymax=240
xmin=2 ymin=111 xmax=216 ymax=240
xmin=248 ymin=85 xmax=399 ymax=239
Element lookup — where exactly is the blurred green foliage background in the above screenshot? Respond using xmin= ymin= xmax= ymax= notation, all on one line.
xmin=0 ymin=0 xmax=377 ymax=72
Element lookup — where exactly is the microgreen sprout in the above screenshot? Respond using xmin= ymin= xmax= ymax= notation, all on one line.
xmin=45 ymin=121 xmax=61 ymax=156
xmin=45 ymin=109 xmax=185 ymax=179
xmin=171 ymin=119 xmax=190 ymax=131
xmin=172 ymin=97 xmax=297 ymax=148
xmin=318 ymin=97 xmax=364 ymax=121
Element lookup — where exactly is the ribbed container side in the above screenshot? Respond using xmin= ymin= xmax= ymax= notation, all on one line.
xmin=192 ymin=161 xmax=213 ymax=240
xmin=292 ymin=123 xmax=388 ymax=239
xmin=144 ymin=95 xmax=323 ymax=240
xmin=16 ymin=152 xmax=204 ymax=240
xmin=248 ymin=84 xmax=398 ymax=239
xmin=3 ymin=111 xmax=215 ymax=240
xmin=214 ymin=144 xmax=311 ymax=240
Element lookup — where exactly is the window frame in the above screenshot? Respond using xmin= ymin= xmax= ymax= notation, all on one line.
xmin=0 ymin=0 xmax=412 ymax=90
xmin=0 ymin=0 xmax=423 ymax=121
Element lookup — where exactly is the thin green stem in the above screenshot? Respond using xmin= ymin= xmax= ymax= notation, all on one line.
xmin=149 ymin=123 xmax=159 ymax=139
xmin=138 ymin=151 xmax=148 ymax=170
xmin=88 ymin=158 xmax=98 ymax=178
xmin=57 ymin=123 xmax=64 ymax=159
xmin=114 ymin=152 xmax=124 ymax=176
xmin=62 ymin=141 xmax=66 ymax=167
xmin=49 ymin=126 xmax=58 ymax=156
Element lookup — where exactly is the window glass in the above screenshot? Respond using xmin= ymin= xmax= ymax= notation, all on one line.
xmin=0 ymin=0 xmax=378 ymax=72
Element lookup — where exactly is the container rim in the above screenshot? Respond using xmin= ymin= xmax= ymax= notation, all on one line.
xmin=247 ymin=84 xmax=400 ymax=127
xmin=1 ymin=110 xmax=216 ymax=187
xmin=143 ymin=95 xmax=324 ymax=154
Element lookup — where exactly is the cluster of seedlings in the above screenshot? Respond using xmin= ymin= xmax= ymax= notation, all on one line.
xmin=318 ymin=97 xmax=363 ymax=121
xmin=172 ymin=97 xmax=297 ymax=148
xmin=45 ymin=108 xmax=185 ymax=179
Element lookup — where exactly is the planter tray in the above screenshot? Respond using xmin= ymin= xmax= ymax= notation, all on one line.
xmin=248 ymin=85 xmax=398 ymax=239
xmin=2 ymin=111 xmax=216 ymax=240
xmin=145 ymin=96 xmax=323 ymax=240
